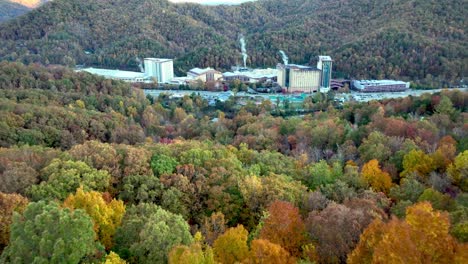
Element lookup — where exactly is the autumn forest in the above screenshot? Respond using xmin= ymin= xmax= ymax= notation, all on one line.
xmin=0 ymin=60 xmax=466 ymax=263
xmin=0 ymin=0 xmax=467 ymax=263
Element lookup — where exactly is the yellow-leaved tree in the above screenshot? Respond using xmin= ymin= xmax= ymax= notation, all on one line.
xmin=361 ymin=159 xmax=392 ymax=193
xmin=213 ymin=225 xmax=249 ymax=264
xmin=63 ymin=187 xmax=125 ymax=249
xmin=168 ymin=232 xmax=215 ymax=264
xmin=104 ymin=251 xmax=126 ymax=264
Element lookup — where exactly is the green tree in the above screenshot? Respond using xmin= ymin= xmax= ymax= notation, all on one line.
xmin=113 ymin=203 xmax=192 ymax=264
xmin=150 ymin=154 xmax=179 ymax=176
xmin=28 ymin=159 xmax=111 ymax=201
xmin=435 ymin=96 xmax=457 ymax=120
xmin=389 ymin=175 xmax=425 ymax=203
xmin=358 ymin=131 xmax=392 ymax=163
xmin=307 ymin=160 xmax=336 ymax=190
xmin=418 ymin=188 xmax=457 ymax=212
xmin=1 ymin=201 xmax=101 ymax=263
xmin=447 ymin=151 xmax=468 ymax=192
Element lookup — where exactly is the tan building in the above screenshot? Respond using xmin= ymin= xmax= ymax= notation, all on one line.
xmin=277 ymin=64 xmax=321 ymax=93
xmin=188 ymin=68 xmax=222 ymax=83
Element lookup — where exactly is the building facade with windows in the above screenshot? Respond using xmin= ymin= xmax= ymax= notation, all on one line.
xmin=277 ymin=56 xmax=333 ymax=93
xmin=317 ymin=56 xmax=333 ymax=93
xmin=277 ymin=64 xmax=321 ymax=93
xmin=352 ymin=80 xmax=410 ymax=92
xmin=144 ymin=58 xmax=174 ymax=84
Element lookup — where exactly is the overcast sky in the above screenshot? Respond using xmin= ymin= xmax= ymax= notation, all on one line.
xmin=169 ymin=0 xmax=257 ymax=5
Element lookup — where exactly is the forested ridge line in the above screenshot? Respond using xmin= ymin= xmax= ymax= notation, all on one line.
xmin=0 ymin=0 xmax=466 ymax=87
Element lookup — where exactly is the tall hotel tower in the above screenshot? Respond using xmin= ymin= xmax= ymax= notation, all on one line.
xmin=144 ymin=58 xmax=174 ymax=84
xmin=317 ymin=56 xmax=333 ymax=93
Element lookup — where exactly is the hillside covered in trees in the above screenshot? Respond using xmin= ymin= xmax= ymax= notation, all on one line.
xmin=0 ymin=62 xmax=467 ymax=263
xmin=0 ymin=0 xmax=466 ymax=87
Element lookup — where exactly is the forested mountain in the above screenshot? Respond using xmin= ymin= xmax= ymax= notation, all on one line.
xmin=0 ymin=0 xmax=466 ymax=86
xmin=0 ymin=0 xmax=31 ymax=22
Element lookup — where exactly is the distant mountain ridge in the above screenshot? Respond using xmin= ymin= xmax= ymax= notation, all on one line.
xmin=0 ymin=0 xmax=466 ymax=86
xmin=0 ymin=0 xmax=31 ymax=22
xmin=0 ymin=0 xmax=51 ymax=22
xmin=8 ymin=0 xmax=49 ymax=8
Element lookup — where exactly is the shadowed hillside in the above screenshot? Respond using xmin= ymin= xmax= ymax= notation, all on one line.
xmin=0 ymin=0 xmax=466 ymax=87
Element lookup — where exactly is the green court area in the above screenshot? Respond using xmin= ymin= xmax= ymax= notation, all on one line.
xmin=268 ymin=94 xmax=307 ymax=103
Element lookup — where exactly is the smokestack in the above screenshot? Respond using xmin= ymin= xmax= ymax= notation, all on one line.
xmin=239 ymin=35 xmax=248 ymax=68
xmin=135 ymin=57 xmax=144 ymax=73
xmin=279 ymin=50 xmax=289 ymax=65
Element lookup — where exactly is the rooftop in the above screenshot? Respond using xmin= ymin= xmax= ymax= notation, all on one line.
xmin=354 ymin=80 xmax=409 ymax=86
xmin=144 ymin=58 xmax=173 ymax=63
xmin=223 ymin=68 xmax=278 ymax=79
xmin=278 ymin=63 xmax=319 ymax=71
xmin=188 ymin=67 xmax=218 ymax=75
xmin=318 ymin=56 xmax=333 ymax=61
xmin=79 ymin=68 xmax=146 ymax=79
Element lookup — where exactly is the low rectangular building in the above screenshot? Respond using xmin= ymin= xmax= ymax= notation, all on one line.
xmin=79 ymin=68 xmax=147 ymax=83
xmin=352 ymin=80 xmax=410 ymax=92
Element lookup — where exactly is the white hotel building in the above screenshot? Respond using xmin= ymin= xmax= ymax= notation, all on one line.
xmin=143 ymin=58 xmax=174 ymax=83
xmin=79 ymin=58 xmax=174 ymax=84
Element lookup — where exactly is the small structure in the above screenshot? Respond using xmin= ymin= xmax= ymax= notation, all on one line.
xmin=330 ymin=79 xmax=351 ymax=90
xmin=188 ymin=67 xmax=222 ymax=82
xmin=352 ymin=80 xmax=410 ymax=92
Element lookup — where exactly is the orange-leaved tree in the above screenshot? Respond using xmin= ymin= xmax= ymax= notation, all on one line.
xmin=348 ymin=202 xmax=463 ymax=264
xmin=245 ymin=239 xmax=296 ymax=264
xmin=0 ymin=192 xmax=29 ymax=251
xmin=259 ymin=201 xmax=308 ymax=257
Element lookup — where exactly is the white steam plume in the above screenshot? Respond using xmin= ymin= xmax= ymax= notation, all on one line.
xmin=239 ymin=35 xmax=248 ymax=68
xmin=135 ymin=57 xmax=144 ymax=73
xmin=279 ymin=50 xmax=288 ymax=65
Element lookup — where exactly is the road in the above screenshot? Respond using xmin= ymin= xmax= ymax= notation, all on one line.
xmin=144 ymin=88 xmax=468 ymax=103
